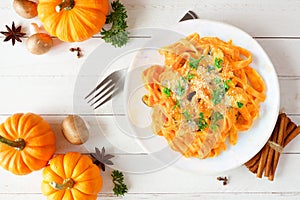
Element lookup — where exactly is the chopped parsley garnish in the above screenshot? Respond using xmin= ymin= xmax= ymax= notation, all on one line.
xmin=173 ymin=99 xmax=180 ymax=109
xmin=210 ymin=111 xmax=224 ymax=132
xmin=162 ymin=87 xmax=171 ymax=97
xmin=177 ymin=80 xmax=185 ymax=96
xmin=211 ymin=111 xmax=224 ymax=122
xmin=214 ymin=57 xmax=223 ymax=69
xmin=183 ymin=110 xmax=191 ymax=121
xmin=237 ymin=101 xmax=244 ymax=108
xmin=186 ymin=73 xmax=195 ymax=80
xmin=211 ymin=87 xmax=225 ymax=105
xmin=214 ymin=77 xmax=222 ymax=84
xmin=207 ymin=65 xmax=216 ymax=72
xmin=198 ymin=112 xmax=208 ymax=130
xmin=189 ymin=55 xmax=204 ymax=69
xmin=224 ymin=79 xmax=231 ymax=91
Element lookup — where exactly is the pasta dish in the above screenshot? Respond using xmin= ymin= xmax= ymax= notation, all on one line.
xmin=142 ymin=33 xmax=266 ymax=159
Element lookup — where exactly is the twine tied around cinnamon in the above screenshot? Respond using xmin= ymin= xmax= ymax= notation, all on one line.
xmin=268 ymin=141 xmax=283 ymax=153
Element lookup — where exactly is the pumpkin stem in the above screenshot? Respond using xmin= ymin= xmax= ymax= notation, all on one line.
xmin=0 ymin=136 xmax=26 ymax=150
xmin=56 ymin=0 xmax=75 ymax=12
xmin=50 ymin=178 xmax=75 ymax=190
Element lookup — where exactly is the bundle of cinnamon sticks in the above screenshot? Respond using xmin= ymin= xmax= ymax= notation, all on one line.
xmin=245 ymin=113 xmax=300 ymax=181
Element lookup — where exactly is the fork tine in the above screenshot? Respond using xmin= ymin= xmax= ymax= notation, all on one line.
xmin=85 ymin=68 xmax=127 ymax=109
xmin=90 ymin=83 xmax=115 ymax=107
xmin=93 ymin=85 xmax=122 ymax=110
xmin=85 ymin=75 xmax=113 ymax=99
xmin=93 ymin=93 xmax=113 ymax=110
xmin=87 ymin=80 xmax=113 ymax=104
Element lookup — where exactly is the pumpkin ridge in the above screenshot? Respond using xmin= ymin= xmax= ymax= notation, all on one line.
xmin=23 ymin=145 xmax=55 ymax=161
xmin=0 ymin=149 xmax=15 ymax=169
xmin=46 ymin=189 xmax=65 ymax=200
xmin=23 ymin=121 xmax=53 ymax=140
xmin=43 ymin=167 xmax=64 ymax=184
xmin=63 ymin=152 xmax=81 ymax=178
xmin=41 ymin=11 xmax=63 ymax=36
xmin=70 ymin=155 xmax=93 ymax=178
xmin=18 ymin=113 xmax=42 ymax=135
xmin=73 ymin=7 xmax=106 ymax=33
xmin=3 ymin=118 xmax=19 ymax=139
xmin=8 ymin=113 xmax=22 ymax=138
xmin=11 ymin=152 xmax=31 ymax=175
xmin=62 ymin=189 xmax=74 ymax=200
xmin=73 ymin=6 xmax=107 ymax=16
xmin=0 ymin=125 xmax=15 ymax=141
xmin=24 ymin=131 xmax=56 ymax=146
xmin=56 ymin=11 xmax=75 ymax=41
xmin=21 ymin=150 xmax=48 ymax=171
xmin=71 ymin=187 xmax=93 ymax=196
xmin=73 ymin=178 xmax=102 ymax=195
xmin=72 ymin=8 xmax=97 ymax=27
xmin=60 ymin=11 xmax=92 ymax=42
xmin=71 ymin=188 xmax=96 ymax=200
xmin=75 ymin=0 xmax=109 ymax=15
xmin=73 ymin=165 xmax=100 ymax=182
xmin=50 ymin=154 xmax=67 ymax=179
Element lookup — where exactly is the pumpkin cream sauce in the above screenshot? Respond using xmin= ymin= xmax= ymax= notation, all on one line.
xmin=142 ymin=33 xmax=266 ymax=159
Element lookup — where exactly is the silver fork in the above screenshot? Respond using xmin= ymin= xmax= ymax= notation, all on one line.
xmin=85 ymin=10 xmax=198 ymax=110
xmin=85 ymin=68 xmax=127 ymax=110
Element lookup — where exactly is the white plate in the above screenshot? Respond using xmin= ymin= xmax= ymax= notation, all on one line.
xmin=124 ymin=19 xmax=280 ymax=174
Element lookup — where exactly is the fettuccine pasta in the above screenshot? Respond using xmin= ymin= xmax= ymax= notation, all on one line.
xmin=142 ymin=33 xmax=266 ymax=159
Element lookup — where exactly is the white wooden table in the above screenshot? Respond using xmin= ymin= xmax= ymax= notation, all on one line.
xmin=0 ymin=0 xmax=300 ymax=199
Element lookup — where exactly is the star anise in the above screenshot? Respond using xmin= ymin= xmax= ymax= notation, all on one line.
xmin=0 ymin=22 xmax=26 ymax=46
xmin=90 ymin=147 xmax=114 ymax=171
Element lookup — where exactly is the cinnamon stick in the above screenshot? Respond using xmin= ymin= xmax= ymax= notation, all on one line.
xmin=245 ymin=151 xmax=261 ymax=173
xmin=256 ymin=144 xmax=270 ymax=178
xmin=264 ymin=118 xmax=280 ymax=177
xmin=284 ymin=126 xmax=300 ymax=147
xmin=245 ymin=151 xmax=261 ymax=168
xmin=286 ymin=121 xmax=296 ymax=136
xmin=269 ymin=115 xmax=288 ymax=181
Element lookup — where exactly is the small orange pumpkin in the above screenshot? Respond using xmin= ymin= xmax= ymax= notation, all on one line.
xmin=42 ymin=152 xmax=102 ymax=200
xmin=37 ymin=0 xmax=109 ymax=42
xmin=0 ymin=113 xmax=56 ymax=175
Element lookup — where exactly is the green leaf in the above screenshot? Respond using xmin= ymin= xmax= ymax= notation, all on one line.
xmin=214 ymin=57 xmax=223 ymax=69
xmin=185 ymin=73 xmax=195 ymax=80
xmin=237 ymin=101 xmax=244 ymax=108
xmin=189 ymin=55 xmax=204 ymax=69
xmin=183 ymin=110 xmax=191 ymax=121
xmin=173 ymin=99 xmax=180 ymax=109
xmin=162 ymin=87 xmax=171 ymax=97
xmin=210 ymin=111 xmax=223 ymax=132
xmin=100 ymin=0 xmax=129 ymax=47
xmin=223 ymin=79 xmax=231 ymax=91
xmin=207 ymin=65 xmax=216 ymax=72
xmin=111 ymin=170 xmax=128 ymax=196
xmin=210 ymin=124 xmax=218 ymax=132
xmin=211 ymin=87 xmax=225 ymax=105
xmin=214 ymin=77 xmax=222 ymax=84
xmin=177 ymin=80 xmax=185 ymax=96
xmin=198 ymin=112 xmax=208 ymax=130
xmin=211 ymin=111 xmax=223 ymax=123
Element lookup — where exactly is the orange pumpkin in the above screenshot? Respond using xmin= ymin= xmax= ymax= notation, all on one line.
xmin=42 ymin=152 xmax=102 ymax=200
xmin=0 ymin=113 xmax=56 ymax=175
xmin=37 ymin=0 xmax=109 ymax=42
